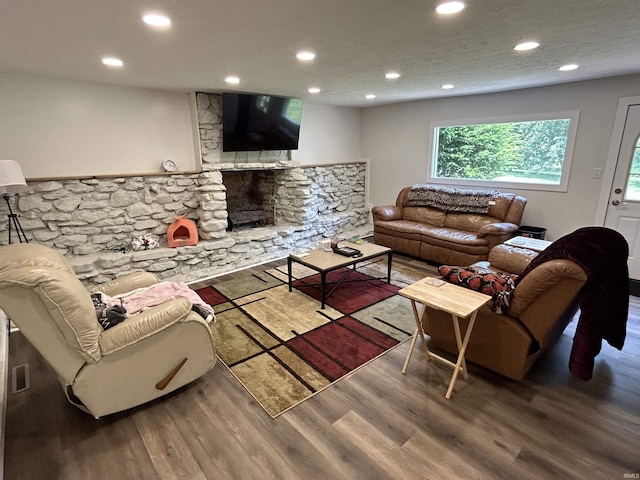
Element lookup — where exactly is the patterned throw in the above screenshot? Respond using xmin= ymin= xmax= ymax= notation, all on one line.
xmin=438 ymin=265 xmax=518 ymax=314
xmin=193 ymin=261 xmax=420 ymax=417
xmin=407 ymin=184 xmax=499 ymax=213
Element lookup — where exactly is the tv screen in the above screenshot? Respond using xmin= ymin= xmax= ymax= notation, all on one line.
xmin=223 ymin=93 xmax=303 ymax=152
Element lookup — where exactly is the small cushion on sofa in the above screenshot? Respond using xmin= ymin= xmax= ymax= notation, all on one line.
xmin=438 ymin=265 xmax=518 ymax=302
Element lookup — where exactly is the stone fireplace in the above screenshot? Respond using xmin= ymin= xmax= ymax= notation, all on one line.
xmin=222 ymin=169 xmax=276 ymax=230
xmin=1 ymin=90 xmax=372 ymax=286
xmin=6 ymin=160 xmax=371 ymax=286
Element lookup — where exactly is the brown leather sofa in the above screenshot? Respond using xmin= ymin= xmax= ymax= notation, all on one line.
xmin=422 ymin=244 xmax=587 ymax=380
xmin=372 ymin=186 xmax=527 ymax=265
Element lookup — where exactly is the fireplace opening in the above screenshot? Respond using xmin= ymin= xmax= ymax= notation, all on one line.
xmin=222 ymin=170 xmax=276 ymax=231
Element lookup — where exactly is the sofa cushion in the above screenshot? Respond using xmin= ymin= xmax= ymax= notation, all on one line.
xmin=373 ymin=220 xmax=430 ymax=241
xmin=438 ymin=265 xmax=518 ymax=303
xmin=402 ymin=206 xmax=446 ymax=226
xmin=421 ymin=227 xmax=488 ymax=248
xmin=444 ymin=213 xmax=502 ymax=232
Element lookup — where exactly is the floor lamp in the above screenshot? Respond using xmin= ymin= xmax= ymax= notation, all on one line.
xmin=0 ymin=160 xmax=29 ymax=244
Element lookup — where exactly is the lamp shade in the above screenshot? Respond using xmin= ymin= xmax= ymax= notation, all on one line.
xmin=0 ymin=160 xmax=27 ymax=195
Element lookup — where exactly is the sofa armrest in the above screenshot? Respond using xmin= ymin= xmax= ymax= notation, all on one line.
xmin=488 ymin=244 xmax=539 ymax=274
xmin=98 ymin=297 xmax=205 ymax=355
xmin=371 ymin=205 xmax=403 ymax=221
xmin=476 ymin=222 xmax=519 ymax=237
xmin=88 ymin=272 xmax=160 ymax=296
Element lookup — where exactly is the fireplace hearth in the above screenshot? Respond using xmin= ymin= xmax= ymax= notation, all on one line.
xmin=227 ymin=204 xmax=266 ymax=230
xmin=222 ymin=170 xmax=276 ymax=231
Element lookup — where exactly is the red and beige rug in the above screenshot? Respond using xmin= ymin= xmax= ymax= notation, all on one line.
xmin=194 ymin=260 xmax=418 ymax=417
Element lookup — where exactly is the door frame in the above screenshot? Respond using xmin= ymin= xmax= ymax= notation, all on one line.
xmin=594 ymin=95 xmax=640 ymax=225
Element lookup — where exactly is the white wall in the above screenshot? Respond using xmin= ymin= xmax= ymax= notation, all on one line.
xmin=361 ymin=74 xmax=640 ymax=240
xmin=293 ymin=103 xmax=361 ymax=165
xmin=0 ymin=74 xmax=363 ymax=176
xmin=0 ymin=73 xmax=199 ymax=178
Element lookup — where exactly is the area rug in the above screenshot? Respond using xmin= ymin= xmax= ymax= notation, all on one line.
xmin=193 ymin=260 xmax=419 ymax=417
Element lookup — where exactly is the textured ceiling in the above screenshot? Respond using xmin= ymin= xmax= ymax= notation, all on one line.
xmin=1 ymin=0 xmax=638 ymax=107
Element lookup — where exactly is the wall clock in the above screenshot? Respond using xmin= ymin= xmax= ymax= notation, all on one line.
xmin=162 ymin=159 xmax=177 ymax=172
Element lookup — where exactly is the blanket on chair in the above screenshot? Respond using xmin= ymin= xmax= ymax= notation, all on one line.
xmin=96 ymin=282 xmax=215 ymax=325
xmin=513 ymin=226 xmax=629 ymax=380
xmin=407 ymin=184 xmax=499 ymax=213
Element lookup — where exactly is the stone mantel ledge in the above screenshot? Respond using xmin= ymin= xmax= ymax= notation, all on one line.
xmin=204 ymin=160 xmax=300 ymax=171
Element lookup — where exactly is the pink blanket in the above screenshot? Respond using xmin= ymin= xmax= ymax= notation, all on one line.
xmin=100 ymin=282 xmax=214 ymax=321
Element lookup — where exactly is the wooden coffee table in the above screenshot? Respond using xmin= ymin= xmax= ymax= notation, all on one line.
xmin=288 ymin=242 xmax=392 ymax=309
xmin=399 ymin=277 xmax=491 ymax=399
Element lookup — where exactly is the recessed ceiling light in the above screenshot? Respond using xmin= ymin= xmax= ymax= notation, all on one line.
xmin=102 ymin=57 xmax=123 ymax=67
xmin=435 ymin=2 xmax=466 ymax=15
xmin=308 ymin=87 xmax=321 ymax=94
xmin=385 ymin=72 xmax=401 ymax=79
xmin=559 ymin=64 xmax=579 ymax=71
xmin=142 ymin=14 xmax=171 ymax=27
xmin=365 ymin=94 xmax=376 ymax=100
xmin=514 ymin=41 xmax=540 ymax=51
xmin=441 ymin=84 xmax=455 ymax=89
xmin=296 ymin=51 xmax=316 ymax=61
xmin=225 ymin=76 xmax=240 ymax=84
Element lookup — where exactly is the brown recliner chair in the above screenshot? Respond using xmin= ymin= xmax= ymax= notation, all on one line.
xmin=422 ymin=244 xmax=587 ymax=380
xmin=0 ymin=243 xmax=216 ymax=417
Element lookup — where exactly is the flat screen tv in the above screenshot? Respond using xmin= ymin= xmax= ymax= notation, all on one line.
xmin=222 ymin=92 xmax=303 ymax=152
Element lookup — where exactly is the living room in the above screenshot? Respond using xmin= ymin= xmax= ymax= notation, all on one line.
xmin=1 ymin=1 xmax=639 ymax=478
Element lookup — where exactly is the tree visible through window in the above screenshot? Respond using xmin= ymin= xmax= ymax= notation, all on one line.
xmin=624 ymin=135 xmax=640 ymax=201
xmin=433 ymin=117 xmax=573 ymax=187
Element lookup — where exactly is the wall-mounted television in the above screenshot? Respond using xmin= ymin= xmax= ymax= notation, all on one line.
xmin=222 ymin=92 xmax=303 ymax=152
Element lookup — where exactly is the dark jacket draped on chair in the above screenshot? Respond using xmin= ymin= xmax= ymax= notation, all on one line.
xmin=514 ymin=226 xmax=629 ymax=380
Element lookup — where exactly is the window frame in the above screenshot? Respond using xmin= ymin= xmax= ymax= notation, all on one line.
xmin=427 ymin=110 xmax=580 ymax=192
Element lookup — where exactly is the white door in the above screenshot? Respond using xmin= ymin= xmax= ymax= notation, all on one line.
xmin=604 ymin=103 xmax=640 ymax=279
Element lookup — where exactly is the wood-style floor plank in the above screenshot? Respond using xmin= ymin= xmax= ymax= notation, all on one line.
xmin=332 ymin=409 xmax=427 ymax=480
xmin=4 ymin=254 xmax=640 ymax=479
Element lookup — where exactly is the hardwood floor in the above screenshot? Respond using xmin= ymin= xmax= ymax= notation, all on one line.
xmin=4 ymin=254 xmax=640 ymax=479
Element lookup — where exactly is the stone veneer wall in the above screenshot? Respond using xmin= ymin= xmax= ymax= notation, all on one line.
xmin=0 ymin=162 xmax=370 ymax=286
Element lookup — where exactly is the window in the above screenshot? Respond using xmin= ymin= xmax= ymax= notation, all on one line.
xmin=624 ymin=135 xmax=640 ymax=201
xmin=428 ymin=111 xmax=579 ymax=191
xmin=283 ymin=98 xmax=303 ymax=125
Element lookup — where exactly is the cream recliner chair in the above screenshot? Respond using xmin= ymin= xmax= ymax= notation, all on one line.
xmin=0 ymin=243 xmax=216 ymax=417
